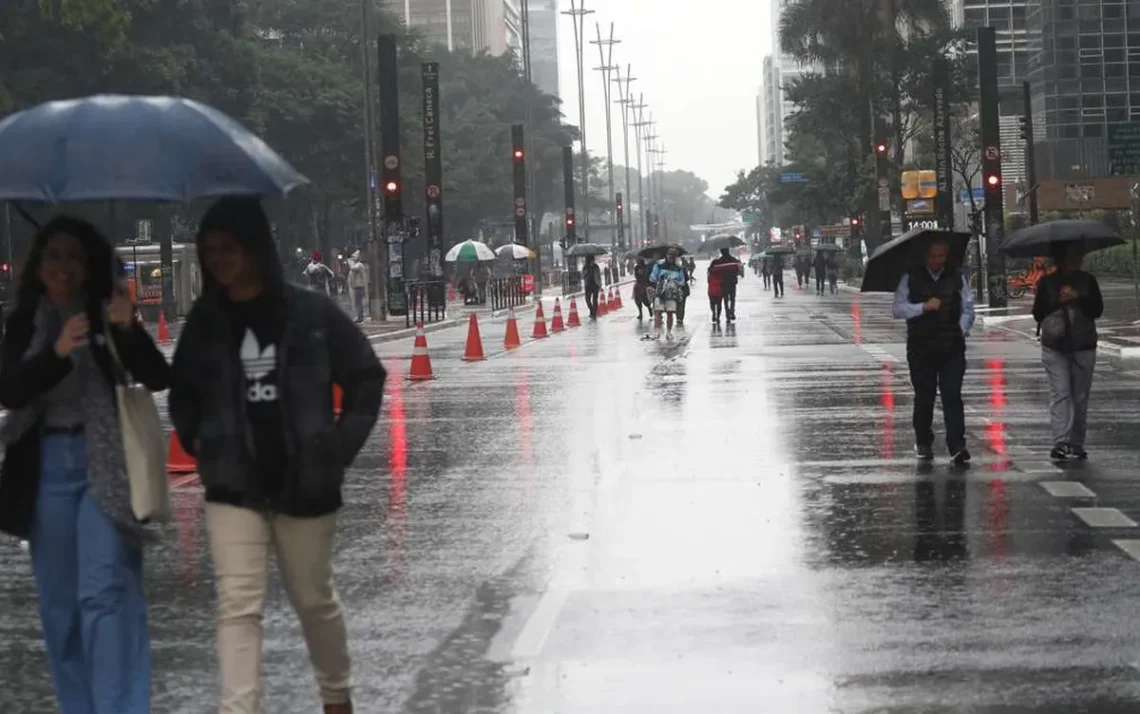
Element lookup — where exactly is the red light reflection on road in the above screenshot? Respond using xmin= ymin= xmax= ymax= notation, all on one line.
xmin=387 ymin=377 xmax=407 ymax=570
xmin=985 ymin=359 xmax=1007 ymax=409
xmin=851 ymin=301 xmax=863 ymax=345
xmin=986 ymin=479 xmax=1009 ymax=557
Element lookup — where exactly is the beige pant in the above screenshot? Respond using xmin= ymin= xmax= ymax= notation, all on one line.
xmin=206 ymin=504 xmax=352 ymax=714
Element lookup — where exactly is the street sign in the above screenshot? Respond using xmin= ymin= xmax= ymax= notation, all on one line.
xmin=779 ymin=172 xmax=808 ymax=183
xmin=959 ymin=187 xmax=985 ymax=203
xmin=741 ymin=210 xmax=758 ymax=224
xmin=1109 ymin=123 xmax=1140 ymax=176
xmin=522 ymin=274 xmax=535 ymax=293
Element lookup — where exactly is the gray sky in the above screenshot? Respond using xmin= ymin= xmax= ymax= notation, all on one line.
xmin=556 ymin=0 xmax=774 ymax=199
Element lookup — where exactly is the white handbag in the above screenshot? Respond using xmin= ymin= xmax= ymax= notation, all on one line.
xmin=104 ymin=322 xmax=171 ymax=523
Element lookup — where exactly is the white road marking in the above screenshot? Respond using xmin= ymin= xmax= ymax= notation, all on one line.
xmin=510 ymin=588 xmax=569 ymax=660
xmin=1018 ymin=461 xmax=1064 ymax=474
xmin=1072 ymin=507 xmax=1137 ymax=528
xmin=1112 ymin=540 xmax=1140 ymax=562
xmin=1040 ymin=481 xmax=1096 ymax=499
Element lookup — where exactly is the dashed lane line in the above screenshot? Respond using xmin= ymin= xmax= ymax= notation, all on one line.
xmin=1072 ymin=507 xmax=1138 ymax=529
xmin=1039 ymin=481 xmax=1097 ymax=499
xmin=1112 ymin=540 xmax=1140 ymax=562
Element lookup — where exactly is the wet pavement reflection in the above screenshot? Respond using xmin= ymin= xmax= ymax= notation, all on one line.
xmin=5 ymin=270 xmax=1140 ymax=711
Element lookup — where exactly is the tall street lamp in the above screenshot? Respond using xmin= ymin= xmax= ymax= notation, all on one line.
xmin=590 ymin=23 xmax=619 ymax=251
xmin=563 ymin=0 xmax=595 ymax=242
xmin=613 ymin=64 xmax=636 ymax=247
xmin=632 ymin=97 xmax=649 ymax=245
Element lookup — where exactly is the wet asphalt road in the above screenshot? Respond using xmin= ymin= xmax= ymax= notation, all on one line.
xmin=6 ymin=268 xmax=1140 ymax=712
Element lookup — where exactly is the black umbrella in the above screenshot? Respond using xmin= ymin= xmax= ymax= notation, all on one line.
xmin=766 ymin=244 xmax=796 ymax=255
xmin=1001 ymin=219 xmax=1124 ymax=258
xmin=861 ymin=228 xmax=971 ymax=293
xmin=638 ymin=244 xmax=688 ymax=260
xmin=703 ymin=234 xmax=745 ymax=251
xmin=814 ymin=243 xmax=842 ymax=252
xmin=565 ymin=243 xmax=610 ymax=257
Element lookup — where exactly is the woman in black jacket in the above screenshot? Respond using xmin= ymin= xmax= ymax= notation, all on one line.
xmin=0 ymin=217 xmax=170 ymax=714
xmin=1032 ymin=242 xmax=1104 ymax=461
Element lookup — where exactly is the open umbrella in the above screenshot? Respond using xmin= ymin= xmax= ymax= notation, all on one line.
xmin=565 ymin=243 xmax=610 ymax=257
xmin=0 ymin=95 xmax=308 ymax=203
xmin=496 ymin=243 xmax=536 ymax=260
xmin=703 ymin=234 xmax=745 ymax=251
xmin=445 ymin=239 xmax=495 ymax=262
xmin=638 ymin=244 xmax=688 ymax=261
xmin=861 ymin=228 xmax=971 ymax=293
xmin=766 ymin=244 xmax=796 ymax=255
xmin=1001 ymin=219 xmax=1124 ymax=258
xmin=814 ymin=243 xmax=842 ymax=252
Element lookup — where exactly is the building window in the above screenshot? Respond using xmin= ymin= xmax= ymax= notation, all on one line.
xmin=1105 ymin=34 xmax=1125 ymax=47
xmin=1108 ymin=108 xmax=1129 ymax=122
xmin=1084 ymin=123 xmax=1105 ymax=137
xmin=1082 ymin=94 xmax=1104 ymax=108
xmin=1106 ymin=63 xmax=1127 ymax=77
xmin=1081 ymin=63 xmax=1103 ymax=79
xmin=1105 ymin=48 xmax=1125 ymax=62
xmin=1062 ymin=125 xmax=1081 ymax=138
xmin=1079 ymin=34 xmax=1102 ymax=49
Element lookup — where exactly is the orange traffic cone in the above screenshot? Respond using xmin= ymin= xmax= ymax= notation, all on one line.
xmin=607 ymin=288 xmax=617 ymax=311
xmin=408 ymin=323 xmax=435 ymax=380
xmin=167 ymin=431 xmax=197 ymax=474
xmin=157 ymin=310 xmax=171 ymax=344
xmin=551 ymin=298 xmax=566 ymax=333
xmin=533 ymin=300 xmax=549 ymax=339
xmin=567 ymin=298 xmax=582 ymax=327
xmin=503 ymin=307 xmax=522 ymax=349
xmin=463 ymin=313 xmax=486 ymax=361
xmin=333 ymin=384 xmax=343 ymax=415
xmin=597 ymin=291 xmax=608 ymax=317
xmin=616 ymin=288 xmax=624 ymax=309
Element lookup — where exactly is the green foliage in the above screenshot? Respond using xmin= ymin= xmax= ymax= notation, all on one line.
xmin=1084 ymin=240 xmax=1139 ymax=277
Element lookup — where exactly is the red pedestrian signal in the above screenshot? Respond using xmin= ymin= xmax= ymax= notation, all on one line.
xmin=875 ymin=142 xmax=888 ymax=155
xmin=513 ymin=148 xmax=524 ymax=161
xmin=1 ymin=262 xmax=8 ymax=273
xmin=566 ymin=216 xmax=575 ymax=226
xmin=986 ymin=174 xmax=1000 ymax=187
xmin=384 ymin=180 xmax=399 ymax=194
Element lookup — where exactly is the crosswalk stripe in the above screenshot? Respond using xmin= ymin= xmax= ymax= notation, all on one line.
xmin=1072 ymin=507 xmax=1137 ymax=528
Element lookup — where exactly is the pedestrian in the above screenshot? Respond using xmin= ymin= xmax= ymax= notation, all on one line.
xmin=827 ymin=254 xmax=840 ymax=295
xmin=761 ymin=257 xmax=771 ymax=290
xmin=346 ymin=250 xmax=369 ymax=324
xmin=1032 ymin=243 xmax=1103 ymax=460
xmin=676 ymin=258 xmax=693 ymax=327
xmin=583 ymin=255 xmax=602 ymax=319
xmin=710 ymin=247 xmax=744 ymax=323
xmin=649 ymin=249 xmax=686 ymax=341
xmin=771 ymin=253 xmax=785 ymax=298
xmin=892 ymin=237 xmax=975 ymax=465
xmin=794 ymin=255 xmax=806 ymax=289
xmin=633 ymin=257 xmax=651 ymax=320
xmin=169 ymin=197 xmax=387 ymax=714
xmin=707 ymin=262 xmax=724 ymax=324
xmin=303 ymin=251 xmax=334 ymax=294
xmin=813 ymin=250 xmax=827 ymax=295
xmin=0 ymin=216 xmax=170 ymax=714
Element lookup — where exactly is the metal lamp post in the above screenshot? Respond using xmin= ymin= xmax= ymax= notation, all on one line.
xmin=632 ymin=98 xmax=649 ymax=245
xmin=614 ymin=65 xmax=636 ymax=248
xmin=590 ymin=23 xmax=619 ymax=252
xmin=563 ymin=0 xmax=594 ymax=242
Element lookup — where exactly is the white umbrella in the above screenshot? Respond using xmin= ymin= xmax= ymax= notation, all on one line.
xmin=445 ymin=239 xmax=496 ymax=262
xmin=495 ymin=243 xmax=536 ymax=260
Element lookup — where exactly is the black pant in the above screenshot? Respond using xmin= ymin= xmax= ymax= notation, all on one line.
xmin=722 ymin=285 xmax=737 ymax=320
xmin=585 ymin=286 xmax=600 ymax=317
xmin=772 ymin=270 xmax=784 ymax=297
xmin=676 ymin=293 xmax=687 ymax=322
xmin=763 ymin=273 xmax=770 ymax=289
xmin=908 ymin=347 xmax=967 ymax=452
xmin=815 ymin=272 xmax=825 ymax=294
xmin=709 ymin=295 xmax=722 ymax=321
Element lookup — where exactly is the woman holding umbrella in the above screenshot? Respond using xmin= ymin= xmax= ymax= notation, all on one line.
xmin=1015 ymin=223 xmax=1116 ymax=460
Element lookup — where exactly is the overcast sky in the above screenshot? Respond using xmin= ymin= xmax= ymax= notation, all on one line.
xmin=556 ymin=0 xmax=774 ymax=200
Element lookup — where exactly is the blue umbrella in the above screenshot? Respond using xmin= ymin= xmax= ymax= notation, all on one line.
xmin=0 ymin=95 xmax=309 ymax=203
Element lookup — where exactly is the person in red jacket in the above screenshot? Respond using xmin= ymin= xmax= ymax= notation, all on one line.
xmin=707 ymin=264 xmax=725 ymax=324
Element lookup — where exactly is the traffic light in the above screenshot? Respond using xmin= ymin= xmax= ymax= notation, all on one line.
xmin=1017 ymin=115 xmax=1030 ymax=142
xmin=616 ymin=193 xmax=624 ymax=213
xmin=986 ymin=173 xmax=1001 ymax=188
xmin=384 ymin=180 xmax=399 ymax=195
xmin=850 ymin=216 xmax=862 ymax=231
xmin=566 ymin=215 xmax=575 ymax=228
xmin=513 ymin=148 xmax=524 ymax=161
xmin=875 ymin=141 xmax=888 ymax=156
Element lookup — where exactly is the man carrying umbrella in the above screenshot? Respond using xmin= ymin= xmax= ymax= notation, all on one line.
xmin=709 ymin=248 xmax=744 ymax=323
xmin=584 ymin=255 xmax=603 ymax=319
xmin=891 ymin=238 xmax=975 ymax=464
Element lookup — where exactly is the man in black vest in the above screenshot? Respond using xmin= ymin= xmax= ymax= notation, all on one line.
xmin=892 ymin=238 xmax=975 ymax=465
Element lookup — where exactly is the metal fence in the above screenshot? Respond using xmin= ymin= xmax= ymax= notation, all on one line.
xmin=405 ymin=280 xmax=447 ymax=328
xmin=488 ymin=276 xmax=528 ymax=312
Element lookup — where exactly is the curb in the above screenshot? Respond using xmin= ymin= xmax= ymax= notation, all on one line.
xmin=366 ymin=279 xmax=636 ymax=345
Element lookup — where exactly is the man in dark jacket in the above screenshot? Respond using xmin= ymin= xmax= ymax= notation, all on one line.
xmin=170 ymin=197 xmax=385 ymax=714
xmin=583 ymin=255 xmax=602 ymax=318
xmin=892 ymin=238 xmax=975 ymax=465
xmin=709 ymin=248 xmax=744 ymax=322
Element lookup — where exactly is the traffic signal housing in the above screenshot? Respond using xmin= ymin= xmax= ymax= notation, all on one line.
xmin=875 ymin=141 xmax=888 ymax=156
xmin=1017 ymin=115 xmax=1030 ymax=142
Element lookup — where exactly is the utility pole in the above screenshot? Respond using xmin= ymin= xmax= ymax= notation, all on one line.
xmin=360 ymin=0 xmax=381 ymax=319
xmin=614 ymin=65 xmax=636 ymax=248
xmin=1018 ymin=80 xmax=1039 ymax=225
xmin=978 ymin=26 xmax=1007 ymax=308
xmin=563 ymin=0 xmax=594 ymax=242
xmin=590 ymin=23 xmax=619 ymax=252
xmin=632 ymin=97 xmax=649 ymax=246
xmin=649 ymin=145 xmax=668 ymax=241
xmin=377 ymin=34 xmax=406 ymax=317
xmin=644 ymin=126 xmax=659 ymax=240
xmin=519 ymin=0 xmax=541 ymax=288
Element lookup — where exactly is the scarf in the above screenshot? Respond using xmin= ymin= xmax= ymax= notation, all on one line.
xmin=0 ymin=299 xmax=157 ymax=544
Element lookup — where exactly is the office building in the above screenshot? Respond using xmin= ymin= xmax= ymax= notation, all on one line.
xmin=403 ymin=0 xmax=521 ymax=55
xmin=760 ymin=55 xmax=784 ymax=166
xmin=528 ymin=0 xmax=560 ymax=98
xmin=955 ymin=0 xmax=1032 ymax=112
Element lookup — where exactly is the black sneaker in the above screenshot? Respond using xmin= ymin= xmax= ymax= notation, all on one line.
xmin=915 ymin=444 xmax=934 ymax=461
xmin=1071 ymin=445 xmax=1088 ymax=460
xmin=1050 ymin=444 xmax=1071 ymax=461
xmin=951 ymin=449 xmax=972 ymax=466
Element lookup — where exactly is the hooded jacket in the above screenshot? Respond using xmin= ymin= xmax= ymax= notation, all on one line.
xmin=169 ymin=197 xmax=386 ymax=517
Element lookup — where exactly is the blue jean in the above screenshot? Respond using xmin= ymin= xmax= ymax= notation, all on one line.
xmin=352 ymin=286 xmax=366 ymax=321
xmin=31 ymin=433 xmax=150 ymax=714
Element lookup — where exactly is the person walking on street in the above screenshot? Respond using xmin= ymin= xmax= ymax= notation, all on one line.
xmin=676 ymin=257 xmax=693 ymax=327
xmin=707 ymin=263 xmax=724 ymax=324
xmin=1032 ymin=243 xmax=1103 ymax=460
xmin=649 ymin=250 xmax=686 ymax=341
xmin=303 ymin=251 xmax=335 ymax=295
xmin=771 ymin=253 xmax=785 ymax=298
xmin=893 ymin=238 xmax=975 ymax=465
xmin=583 ymin=256 xmax=602 ymax=319
xmin=710 ymin=248 xmax=743 ymax=323
xmin=0 ymin=217 xmax=171 ymax=714
xmin=813 ymin=250 xmax=827 ymax=295
xmin=826 ymin=255 xmax=840 ymax=295
xmin=761 ymin=257 xmax=771 ymax=290
xmin=169 ymin=197 xmax=387 ymax=714
xmin=346 ymin=250 xmax=369 ymax=324
xmin=633 ymin=258 xmax=651 ymax=320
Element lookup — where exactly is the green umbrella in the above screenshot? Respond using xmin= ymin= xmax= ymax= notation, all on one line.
xmin=445 ymin=239 xmax=495 ymax=262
